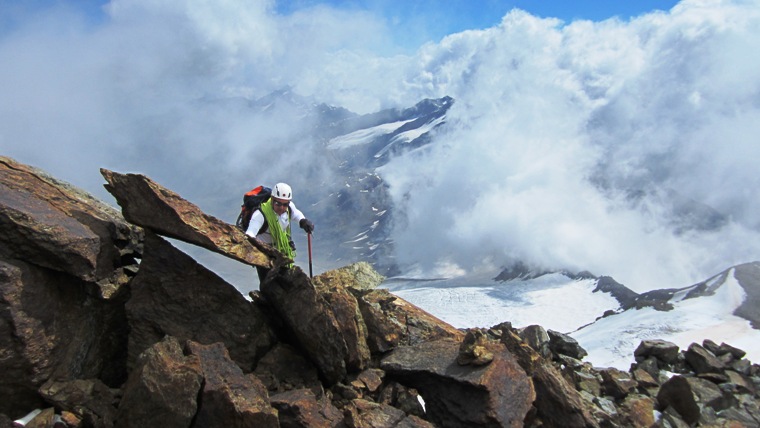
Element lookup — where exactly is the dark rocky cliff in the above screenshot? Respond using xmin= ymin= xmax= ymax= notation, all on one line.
xmin=1 ymin=156 xmax=759 ymax=427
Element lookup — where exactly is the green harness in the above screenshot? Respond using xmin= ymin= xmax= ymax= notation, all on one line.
xmin=260 ymin=200 xmax=295 ymax=262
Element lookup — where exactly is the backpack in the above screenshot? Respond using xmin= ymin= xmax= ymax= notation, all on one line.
xmin=235 ymin=185 xmax=271 ymax=231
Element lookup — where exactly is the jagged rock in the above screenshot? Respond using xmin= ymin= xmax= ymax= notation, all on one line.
xmin=500 ymin=329 xmax=598 ymax=428
xmin=343 ymin=399 xmax=434 ymax=428
xmin=715 ymin=341 xmax=747 ymax=360
xmin=354 ymin=288 xmax=464 ymax=354
xmin=619 ymin=394 xmax=655 ymax=427
xmin=631 ymin=367 xmax=660 ymax=395
xmin=100 ymin=168 xmax=272 ymax=268
xmin=270 ymin=388 xmax=343 ymax=428
xmin=253 ymin=343 xmax=323 ymax=397
xmin=38 ymin=378 xmax=117 ymax=428
xmin=1 ymin=157 xmax=141 ymax=286
xmin=355 ymin=368 xmax=385 ymax=394
xmin=547 ymin=329 xmax=588 ymax=360
xmin=457 ymin=329 xmax=494 ymax=366
xmin=314 ymin=261 xmax=385 ymax=291
xmin=685 ymin=343 xmax=726 ymax=374
xmin=599 ymin=367 xmax=638 ymax=399
xmin=660 ymin=405 xmax=691 ymax=428
xmin=634 ymin=339 xmax=680 ymax=365
xmin=717 ymin=406 xmax=759 ymax=426
xmin=126 ymin=231 xmax=275 ymax=372
xmin=260 ymin=265 xmax=350 ymax=385
xmin=0 ymin=258 xmax=128 ymax=417
xmin=313 ymin=266 xmax=372 ymax=372
xmin=573 ymin=370 xmax=602 ymax=396
xmin=635 ymin=356 xmax=663 ymax=380
xmin=723 ymin=370 xmax=756 ymax=395
xmin=185 ymin=341 xmax=278 ymax=427
xmin=517 ymin=325 xmax=552 ymax=359
xmin=115 ymin=336 xmax=203 ymax=428
xmin=656 ymin=375 xmax=732 ymax=425
xmin=381 ymin=339 xmax=534 ymax=428
xmin=377 ymin=381 xmax=425 ymax=418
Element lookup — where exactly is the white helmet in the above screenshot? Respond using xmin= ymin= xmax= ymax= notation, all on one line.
xmin=272 ymin=182 xmax=292 ymax=200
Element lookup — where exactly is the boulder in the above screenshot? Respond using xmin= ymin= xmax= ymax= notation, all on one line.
xmin=270 ymin=389 xmax=343 ymax=428
xmin=517 ymin=324 xmax=552 ymax=358
xmin=0 ymin=258 xmax=128 ymax=417
xmin=185 ymin=341 xmax=278 ymax=428
xmin=38 ymin=378 xmax=117 ymax=428
xmin=599 ymin=367 xmax=638 ymax=399
xmin=253 ymin=343 xmax=323 ymax=398
xmin=1 ymin=156 xmax=141 ymax=286
xmin=656 ymin=375 xmax=731 ymax=425
xmin=685 ymin=343 xmax=726 ymax=374
xmin=100 ymin=168 xmax=271 ymax=268
xmin=381 ymin=339 xmax=534 ymax=427
xmin=634 ymin=339 xmax=680 ymax=365
xmin=619 ymin=394 xmax=655 ymax=428
xmin=547 ymin=329 xmax=587 ymax=360
xmin=343 ymin=399 xmax=434 ymax=428
xmin=115 ymin=336 xmax=203 ymax=428
xmin=457 ymin=329 xmax=494 ymax=366
xmin=354 ymin=288 xmax=464 ymax=354
xmin=313 ymin=266 xmax=372 ymax=372
xmin=314 ymin=261 xmax=385 ymax=291
xmin=500 ymin=328 xmax=598 ymax=428
xmin=126 ymin=231 xmax=275 ymax=372
xmin=377 ymin=381 xmax=426 ymax=418
xmin=260 ymin=265 xmax=350 ymax=386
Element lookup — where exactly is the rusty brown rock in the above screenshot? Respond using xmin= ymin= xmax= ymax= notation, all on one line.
xmin=344 ymin=398 xmax=435 ymax=428
xmin=270 ymin=389 xmax=343 ymax=428
xmin=260 ymin=265 xmax=349 ymax=385
xmin=619 ymin=394 xmax=655 ymax=428
xmin=314 ymin=261 xmax=385 ymax=291
xmin=501 ymin=329 xmax=599 ymax=428
xmin=38 ymin=378 xmax=117 ymax=428
xmin=126 ymin=232 xmax=275 ymax=372
xmin=354 ymin=288 xmax=464 ymax=354
xmin=313 ymin=266 xmax=372 ymax=373
xmin=116 ymin=336 xmax=203 ymax=428
xmin=100 ymin=168 xmax=271 ymax=268
xmin=457 ymin=329 xmax=494 ymax=366
xmin=0 ymin=258 xmax=129 ymax=417
xmin=381 ymin=339 xmax=534 ymax=428
xmin=1 ymin=156 xmax=141 ymax=286
xmin=253 ymin=343 xmax=323 ymax=398
xmin=186 ymin=341 xmax=278 ymax=428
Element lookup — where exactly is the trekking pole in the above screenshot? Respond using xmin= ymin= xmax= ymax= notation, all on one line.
xmin=307 ymin=232 xmax=314 ymax=279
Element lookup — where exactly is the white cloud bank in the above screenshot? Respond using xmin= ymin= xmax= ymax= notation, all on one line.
xmin=1 ymin=0 xmax=759 ymax=292
xmin=380 ymin=1 xmax=760 ymax=291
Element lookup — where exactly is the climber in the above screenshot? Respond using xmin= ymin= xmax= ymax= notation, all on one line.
xmin=245 ymin=182 xmax=314 ymax=283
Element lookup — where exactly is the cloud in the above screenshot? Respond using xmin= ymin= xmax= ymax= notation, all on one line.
xmin=379 ymin=2 xmax=760 ymax=291
xmin=1 ymin=0 xmax=759 ymax=292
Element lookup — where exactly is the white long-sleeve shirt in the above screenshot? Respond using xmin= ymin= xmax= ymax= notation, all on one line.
xmin=245 ymin=201 xmax=305 ymax=244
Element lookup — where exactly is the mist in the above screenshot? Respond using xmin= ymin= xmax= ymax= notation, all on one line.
xmin=1 ymin=0 xmax=759 ymax=292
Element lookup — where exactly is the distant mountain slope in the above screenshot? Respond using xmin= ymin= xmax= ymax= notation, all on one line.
xmin=571 ymin=262 xmax=760 ymax=368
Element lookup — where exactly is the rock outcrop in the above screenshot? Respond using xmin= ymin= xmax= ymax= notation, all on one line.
xmin=2 ymin=157 xmax=759 ymax=427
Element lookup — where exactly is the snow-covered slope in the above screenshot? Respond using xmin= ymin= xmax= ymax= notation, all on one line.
xmin=385 ymin=262 xmax=760 ymax=371
xmin=571 ymin=262 xmax=760 ymax=369
xmin=385 ymin=272 xmax=619 ymax=333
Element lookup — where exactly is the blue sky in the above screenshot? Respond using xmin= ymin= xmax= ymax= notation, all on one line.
xmin=2 ymin=0 xmax=681 ymax=51
xmin=275 ymin=0 xmax=681 ymax=40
